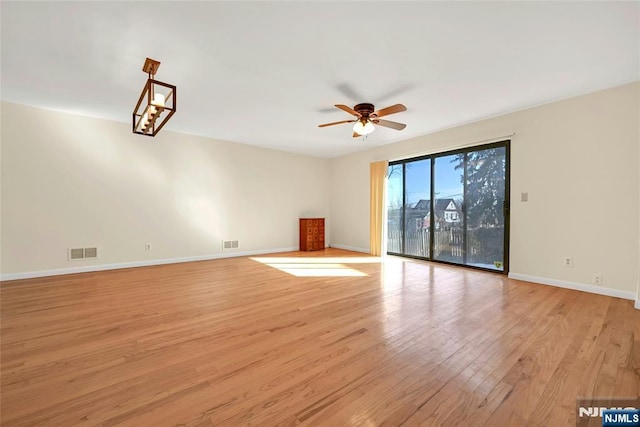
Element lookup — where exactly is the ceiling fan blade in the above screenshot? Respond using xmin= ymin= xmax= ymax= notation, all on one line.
xmin=335 ymin=104 xmax=361 ymax=117
xmin=375 ymin=119 xmax=406 ymax=130
xmin=353 ymin=132 xmax=361 ymax=138
xmin=318 ymin=120 xmax=356 ymax=128
xmin=374 ymin=104 xmax=407 ymax=118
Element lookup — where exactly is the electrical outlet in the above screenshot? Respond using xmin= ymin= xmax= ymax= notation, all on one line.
xmin=592 ymin=275 xmax=603 ymax=285
xmin=563 ymin=257 xmax=573 ymax=267
xmin=145 ymin=243 xmax=152 ymax=251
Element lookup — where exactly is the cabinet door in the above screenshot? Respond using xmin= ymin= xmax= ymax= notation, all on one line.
xmin=300 ymin=218 xmax=325 ymax=251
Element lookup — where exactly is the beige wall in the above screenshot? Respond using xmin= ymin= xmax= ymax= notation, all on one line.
xmin=330 ymin=82 xmax=640 ymax=297
xmin=1 ymin=102 xmax=330 ymax=276
xmin=2 ymin=83 xmax=639 ymax=302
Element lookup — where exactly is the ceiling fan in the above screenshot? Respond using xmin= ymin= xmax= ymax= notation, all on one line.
xmin=319 ymin=103 xmax=407 ymax=137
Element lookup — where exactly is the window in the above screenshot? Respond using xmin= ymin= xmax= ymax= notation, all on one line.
xmin=387 ymin=141 xmax=510 ymax=272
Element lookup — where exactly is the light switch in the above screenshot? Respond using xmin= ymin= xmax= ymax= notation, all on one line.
xmin=521 ymin=192 xmax=528 ymax=202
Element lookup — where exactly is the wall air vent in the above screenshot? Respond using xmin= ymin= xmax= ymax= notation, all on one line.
xmin=84 ymin=247 xmax=98 ymax=258
xmin=69 ymin=248 xmax=84 ymax=260
xmin=68 ymin=247 xmax=98 ymax=261
xmin=222 ymin=240 xmax=239 ymax=250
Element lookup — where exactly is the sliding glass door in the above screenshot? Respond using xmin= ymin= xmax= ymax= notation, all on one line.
xmin=433 ymin=154 xmax=464 ymax=264
xmin=464 ymin=146 xmax=507 ymax=270
xmin=387 ymin=165 xmax=403 ymax=254
xmin=387 ymin=141 xmax=509 ymax=273
xmin=404 ymin=159 xmax=431 ymax=258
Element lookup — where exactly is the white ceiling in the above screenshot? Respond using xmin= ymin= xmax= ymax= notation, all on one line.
xmin=2 ymin=1 xmax=638 ymax=158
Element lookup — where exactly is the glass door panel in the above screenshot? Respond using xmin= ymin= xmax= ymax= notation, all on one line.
xmin=465 ymin=146 xmax=506 ymax=271
xmin=433 ymin=155 xmax=465 ymax=264
xmin=386 ymin=164 xmax=403 ymax=254
xmin=403 ymin=159 xmax=431 ymax=257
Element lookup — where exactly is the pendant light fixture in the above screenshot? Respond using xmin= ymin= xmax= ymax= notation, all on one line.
xmin=132 ymin=58 xmax=176 ymax=137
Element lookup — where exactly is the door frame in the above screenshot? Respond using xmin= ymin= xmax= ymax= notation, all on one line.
xmin=387 ymin=140 xmax=510 ymax=274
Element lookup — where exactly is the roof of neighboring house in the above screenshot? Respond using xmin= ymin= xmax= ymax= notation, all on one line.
xmin=413 ymin=199 xmax=459 ymax=212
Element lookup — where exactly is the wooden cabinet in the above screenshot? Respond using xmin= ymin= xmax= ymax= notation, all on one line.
xmin=299 ymin=218 xmax=325 ymax=251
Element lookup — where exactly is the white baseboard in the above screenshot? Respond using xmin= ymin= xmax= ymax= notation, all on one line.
xmin=508 ymin=272 xmax=637 ymax=304
xmin=329 ymin=244 xmax=369 ymax=254
xmin=635 ymin=297 xmax=640 ymax=310
xmin=0 ymin=247 xmax=298 ymax=281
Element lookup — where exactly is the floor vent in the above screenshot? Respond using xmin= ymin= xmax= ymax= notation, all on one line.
xmin=68 ymin=247 xmax=98 ymax=261
xmin=222 ymin=240 xmax=239 ymax=250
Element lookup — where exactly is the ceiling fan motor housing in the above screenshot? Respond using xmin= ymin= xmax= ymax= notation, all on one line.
xmin=354 ymin=103 xmax=375 ymax=117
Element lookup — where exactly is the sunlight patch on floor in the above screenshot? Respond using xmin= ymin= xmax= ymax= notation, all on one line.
xmin=251 ymin=257 xmax=373 ymax=277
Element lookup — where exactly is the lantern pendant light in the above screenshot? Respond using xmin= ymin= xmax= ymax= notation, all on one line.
xmin=132 ymin=58 xmax=176 ymax=137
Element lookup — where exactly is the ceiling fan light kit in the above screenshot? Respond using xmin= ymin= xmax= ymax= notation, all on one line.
xmin=353 ymin=120 xmax=375 ymax=136
xmin=319 ymin=102 xmax=407 ymax=138
xmin=132 ymin=58 xmax=176 ymax=137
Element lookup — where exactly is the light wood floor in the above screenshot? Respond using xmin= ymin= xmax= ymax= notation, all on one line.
xmin=1 ymin=249 xmax=638 ymax=426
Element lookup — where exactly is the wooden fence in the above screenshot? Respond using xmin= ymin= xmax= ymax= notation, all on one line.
xmin=387 ymin=227 xmax=503 ymax=264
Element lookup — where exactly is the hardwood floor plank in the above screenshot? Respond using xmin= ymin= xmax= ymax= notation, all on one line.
xmin=1 ymin=249 xmax=638 ymax=426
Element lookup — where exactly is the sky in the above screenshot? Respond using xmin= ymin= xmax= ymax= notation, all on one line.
xmin=388 ymin=156 xmax=463 ymax=207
